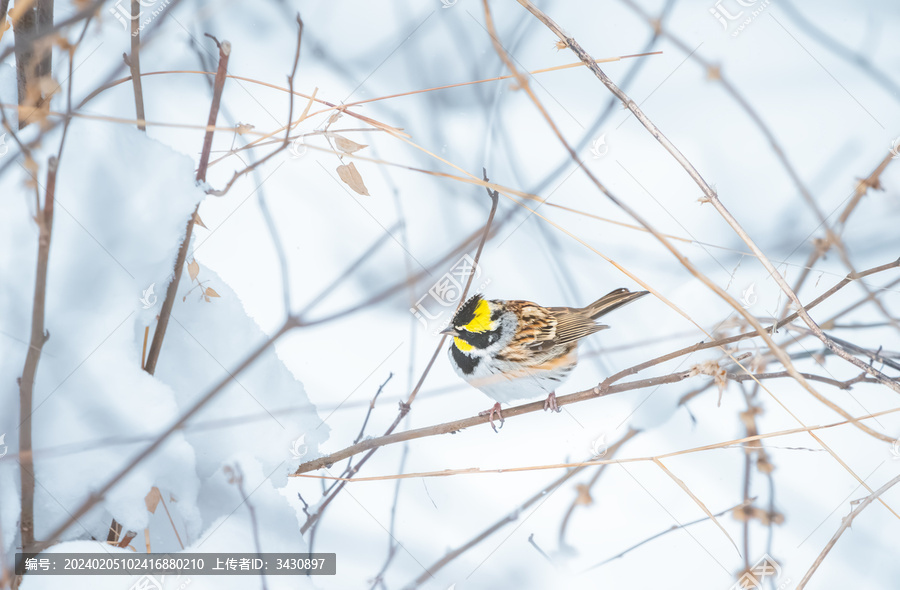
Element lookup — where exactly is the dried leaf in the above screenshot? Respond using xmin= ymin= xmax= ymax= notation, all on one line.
xmin=574 ymin=484 xmax=593 ymax=506
xmin=336 ymin=162 xmax=370 ymax=196
xmin=554 ymin=40 xmax=567 ymax=51
xmin=205 ymin=287 xmax=220 ymax=298
xmin=145 ymin=487 xmax=162 ymax=513
xmin=0 ymin=18 xmax=10 ymax=45
xmin=192 ymin=212 xmax=207 ymax=229
xmin=333 ymin=135 xmax=368 ymax=154
xmin=327 ymin=111 xmax=343 ymax=125
xmin=235 ymin=122 xmax=255 ymax=135
xmin=187 ymin=259 xmax=200 ymax=282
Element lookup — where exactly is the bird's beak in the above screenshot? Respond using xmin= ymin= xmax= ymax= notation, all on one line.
xmin=440 ymin=327 xmax=459 ymax=337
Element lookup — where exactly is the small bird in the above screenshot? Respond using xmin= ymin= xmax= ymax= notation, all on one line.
xmin=441 ymin=288 xmax=649 ymax=431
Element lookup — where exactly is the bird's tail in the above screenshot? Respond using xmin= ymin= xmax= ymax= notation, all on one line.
xmin=583 ymin=288 xmax=649 ymax=320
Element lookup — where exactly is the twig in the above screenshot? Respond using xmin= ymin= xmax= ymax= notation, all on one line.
xmin=17 ymin=156 xmax=57 ymax=553
xmin=368 ymin=442 xmax=409 ymax=590
xmin=206 ymin=16 xmax=303 ymax=197
xmin=497 ymin=0 xmax=894 ymax=446
xmin=143 ymin=36 xmax=231 ymax=375
xmin=520 ymin=0 xmax=900 ymax=394
xmin=402 ymin=430 xmax=642 ymax=589
xmin=616 ymin=0 xmax=900 ymax=334
xmin=0 ymin=0 xmax=189 ymax=179
xmin=299 ymin=169 xmax=500 ymax=534
xmin=779 ymin=0 xmax=900 ymax=100
xmin=796 ymin=472 xmax=900 ymax=589
xmin=728 ymin=371 xmax=877 ymax=390
xmin=228 ymin=465 xmax=268 ymax=590
xmin=354 ymin=373 xmax=393 ymax=445
xmin=581 ymin=498 xmax=755 ymax=573
xmin=557 ymin=429 xmax=639 ymax=550
xmin=127 ymin=0 xmax=146 ymax=131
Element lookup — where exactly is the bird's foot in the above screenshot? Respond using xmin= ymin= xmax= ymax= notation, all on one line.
xmin=478 ymin=402 xmax=505 ymax=433
xmin=543 ymin=392 xmax=561 ymax=413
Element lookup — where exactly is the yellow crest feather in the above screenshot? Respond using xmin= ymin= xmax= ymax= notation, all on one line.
xmin=463 ymin=298 xmax=492 ymax=333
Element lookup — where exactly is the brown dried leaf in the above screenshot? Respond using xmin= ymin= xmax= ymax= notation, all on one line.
xmin=235 ymin=122 xmax=255 ymax=135
xmin=333 ymin=135 xmax=368 ymax=154
xmin=205 ymin=287 xmax=220 ymax=298
xmin=187 ymin=259 xmax=200 ymax=282
xmin=336 ymin=162 xmax=370 ymax=196
xmin=192 ymin=212 xmax=207 ymax=229
xmin=327 ymin=111 xmax=343 ymax=125
xmin=554 ymin=40 xmax=567 ymax=51
xmin=574 ymin=484 xmax=593 ymax=506
xmin=144 ymin=487 xmax=162 ymax=513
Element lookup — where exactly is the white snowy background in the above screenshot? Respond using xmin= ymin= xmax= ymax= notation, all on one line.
xmin=1 ymin=0 xmax=899 ymax=588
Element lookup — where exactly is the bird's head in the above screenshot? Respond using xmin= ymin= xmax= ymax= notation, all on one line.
xmin=440 ymin=294 xmax=515 ymax=355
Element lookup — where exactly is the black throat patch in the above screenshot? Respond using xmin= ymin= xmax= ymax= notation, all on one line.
xmin=451 ymin=344 xmax=480 ymax=375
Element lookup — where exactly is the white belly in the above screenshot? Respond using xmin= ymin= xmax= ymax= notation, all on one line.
xmin=450 ymin=347 xmax=576 ymax=404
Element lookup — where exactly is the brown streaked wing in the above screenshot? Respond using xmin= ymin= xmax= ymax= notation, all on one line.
xmin=503 ymin=300 xmax=558 ymax=351
xmin=548 ymin=308 xmax=609 ymax=345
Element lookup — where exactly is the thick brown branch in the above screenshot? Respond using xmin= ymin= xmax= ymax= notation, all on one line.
xmin=293 ymin=371 xmax=693 ymax=475
xmin=144 ymin=37 xmax=230 ymax=375
xmin=206 ymin=17 xmax=303 ymax=198
xmin=128 ymin=0 xmax=145 ymax=131
xmin=18 ymin=156 xmax=57 ymax=553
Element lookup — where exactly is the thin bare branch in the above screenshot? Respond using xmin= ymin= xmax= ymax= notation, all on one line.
xmin=796 ymin=472 xmax=900 ymax=589
xmin=299 ymin=169 xmax=501 ymax=534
